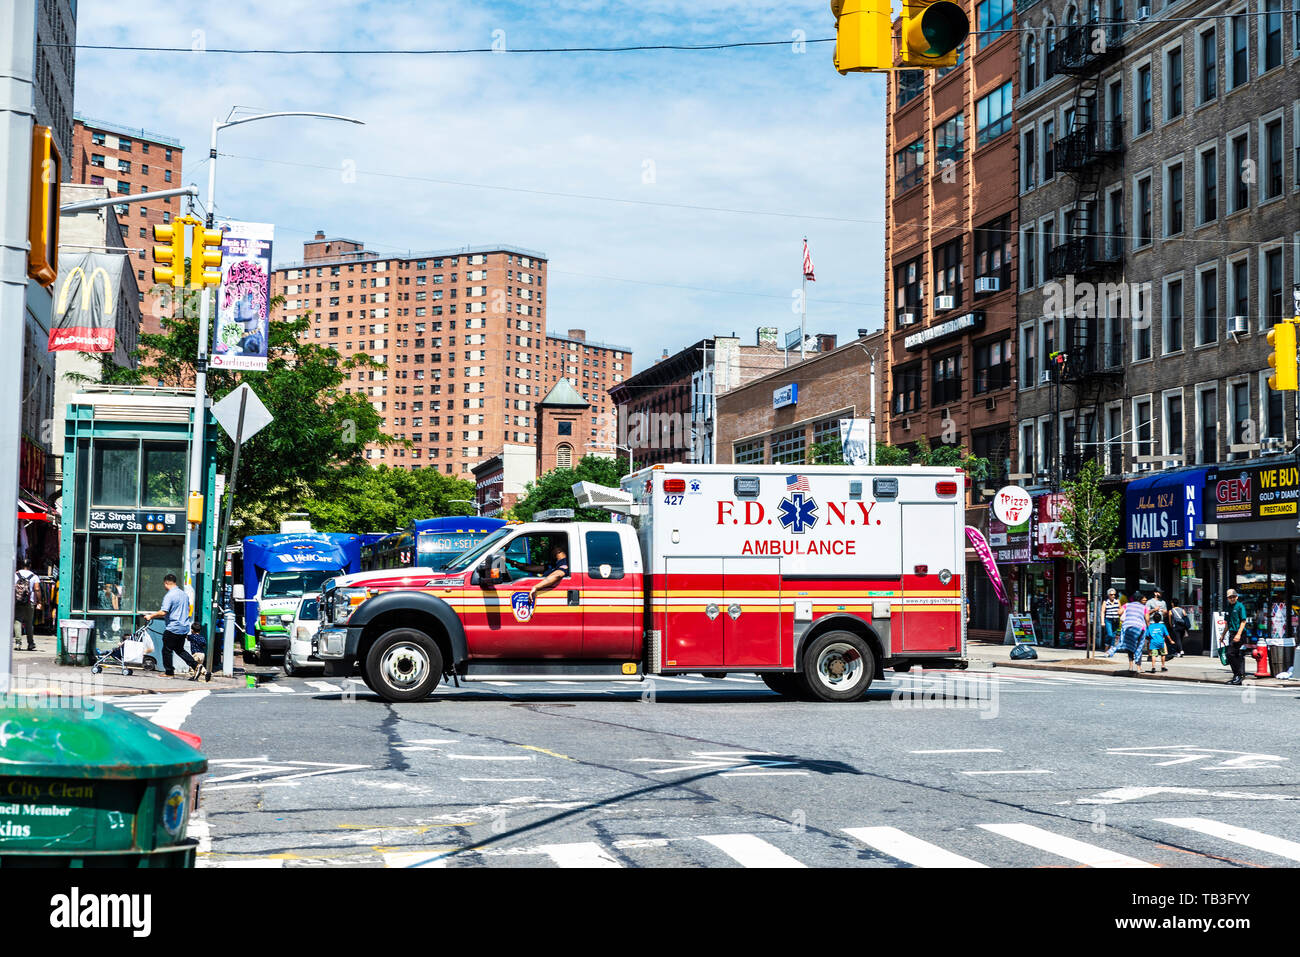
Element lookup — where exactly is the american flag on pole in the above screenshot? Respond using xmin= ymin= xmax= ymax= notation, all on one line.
xmin=786 ymin=474 xmax=810 ymax=493
xmin=802 ymin=239 xmax=816 ymax=282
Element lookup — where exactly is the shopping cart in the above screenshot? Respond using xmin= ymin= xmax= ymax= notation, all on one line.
xmin=90 ymin=619 xmax=160 ymax=676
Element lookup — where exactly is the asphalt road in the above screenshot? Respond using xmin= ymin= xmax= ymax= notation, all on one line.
xmin=129 ymin=666 xmax=1300 ymax=868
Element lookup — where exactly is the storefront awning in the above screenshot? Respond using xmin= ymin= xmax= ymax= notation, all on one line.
xmin=1125 ymin=468 xmax=1209 ymax=552
xmin=18 ymin=492 xmax=55 ymax=524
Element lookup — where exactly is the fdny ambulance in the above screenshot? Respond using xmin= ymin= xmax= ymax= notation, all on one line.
xmin=314 ymin=465 xmax=966 ymax=702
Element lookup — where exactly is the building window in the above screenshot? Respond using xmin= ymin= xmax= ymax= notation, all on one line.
xmin=1264 ymin=247 xmax=1284 ymax=325
xmin=975 ymin=81 xmax=1013 ymax=145
xmin=1133 ymin=284 xmax=1152 ymax=361
xmin=1165 ymin=162 xmax=1183 ymax=235
xmin=1020 ymin=324 xmax=1037 ymax=390
xmin=1163 ymin=277 xmax=1183 ymax=353
xmin=1165 ymin=47 xmax=1183 ymax=120
xmin=933 ymin=238 xmax=962 ymax=311
xmin=1023 ymin=39 xmax=1038 ymax=93
xmin=935 ymin=113 xmax=964 ymax=166
xmin=1022 ymin=225 xmax=1037 ymax=290
xmin=1042 ymin=118 xmax=1055 ymax=181
xmin=932 ymin=351 xmax=962 ymax=406
xmin=974 ymin=214 xmax=1012 ymax=292
xmin=1229 ymin=132 xmax=1250 ymax=212
xmin=1022 ymin=129 xmax=1036 ymax=191
xmin=734 ymin=439 xmax=765 ymax=466
xmin=1135 ymin=174 xmax=1152 ymax=247
xmin=977 ymin=0 xmax=1012 ymax=49
xmin=1198 ymin=27 xmax=1217 ymax=103
xmin=897 ymin=70 xmax=925 ymax=108
xmin=1197 ymin=266 xmax=1219 ymax=345
xmin=771 ymin=428 xmax=807 ymax=465
xmin=894 ymin=256 xmax=923 ymax=323
xmin=937 ymin=43 xmax=965 ymax=79
xmin=975 ymin=336 xmax=1012 ymax=393
xmin=1229 ymin=256 xmax=1250 ymax=330
xmin=1198 ymin=386 xmax=1219 ymax=463
xmin=555 ymin=443 xmax=573 ymax=468
xmin=1137 ymin=64 xmax=1152 ymax=134
xmin=1262 ymin=0 xmax=1283 ymax=72
xmin=1197 ymin=147 xmax=1217 ymax=225
xmin=894 ymin=138 xmax=926 ymax=191
xmin=1263 ymin=118 xmax=1284 ymax=200
xmin=1164 ymin=392 xmax=1184 ymax=456
xmin=1230 ymin=13 xmax=1248 ymax=89
xmin=1133 ymin=397 xmax=1154 ymax=459
xmin=893 ymin=362 xmax=923 ymax=414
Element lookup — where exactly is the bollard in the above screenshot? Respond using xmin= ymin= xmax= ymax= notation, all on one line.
xmin=223 ymin=611 xmax=236 ymax=678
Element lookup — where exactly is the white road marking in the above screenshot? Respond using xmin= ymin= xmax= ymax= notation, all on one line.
xmin=912 ymin=748 xmax=1004 ymax=754
xmin=960 ymin=769 xmax=1055 ymax=775
xmin=1079 ymin=786 xmax=1300 ymax=805
xmin=382 ymin=850 xmax=449 ymax=868
xmin=205 ymin=857 xmax=286 ymax=868
xmin=535 ymin=842 xmax=623 ymax=868
xmin=404 ymin=738 xmax=458 ymax=745
xmin=721 ymin=676 xmax=764 ymax=683
xmin=458 ymin=777 xmax=549 ymax=783
xmin=700 ymin=834 xmax=806 ymax=868
xmin=978 ymin=823 xmax=1154 ymax=868
xmin=844 ymin=826 xmax=986 ymax=868
xmin=645 ymin=675 xmax=704 ymax=684
xmin=445 ymin=754 xmax=535 ymax=761
xmin=304 ymin=680 xmax=343 ymax=693
xmin=264 ymin=684 xmax=294 ymax=693
xmin=483 ymin=681 xmax=520 ymax=686
xmin=1158 ymin=818 xmax=1300 ymax=863
xmin=149 ymin=690 xmax=210 ymax=730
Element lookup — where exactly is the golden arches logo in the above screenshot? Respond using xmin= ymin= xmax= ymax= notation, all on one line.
xmin=56 ymin=265 xmax=115 ymax=321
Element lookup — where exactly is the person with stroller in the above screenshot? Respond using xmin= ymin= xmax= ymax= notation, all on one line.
xmin=142 ymin=574 xmax=205 ymax=680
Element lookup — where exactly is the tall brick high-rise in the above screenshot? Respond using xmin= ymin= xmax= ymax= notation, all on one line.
xmin=271 ymin=233 xmax=549 ymax=477
xmin=70 ymin=116 xmax=184 ymax=336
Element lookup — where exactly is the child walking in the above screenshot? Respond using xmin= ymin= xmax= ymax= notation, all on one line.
xmin=1146 ymin=611 xmax=1172 ymax=673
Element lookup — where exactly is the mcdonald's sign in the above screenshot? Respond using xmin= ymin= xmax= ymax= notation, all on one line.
xmin=49 ymin=253 xmax=125 ymax=354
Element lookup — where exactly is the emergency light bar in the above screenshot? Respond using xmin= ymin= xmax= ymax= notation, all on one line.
xmin=572 ymin=481 xmax=644 ymax=517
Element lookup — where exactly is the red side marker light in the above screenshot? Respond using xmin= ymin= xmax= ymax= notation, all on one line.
xmin=914 ymin=565 xmax=929 ymax=576
xmin=664 ymin=479 xmax=687 ymax=494
xmin=935 ymin=481 xmax=958 ymax=495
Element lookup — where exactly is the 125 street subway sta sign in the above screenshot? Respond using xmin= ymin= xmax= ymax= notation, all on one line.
xmin=1207 ymin=463 xmax=1300 ymax=522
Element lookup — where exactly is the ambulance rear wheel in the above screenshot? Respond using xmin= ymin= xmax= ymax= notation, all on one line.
xmin=801 ymin=631 xmax=874 ymax=702
xmin=761 ymin=673 xmax=802 ymax=698
xmin=365 ymin=628 xmax=443 ymax=702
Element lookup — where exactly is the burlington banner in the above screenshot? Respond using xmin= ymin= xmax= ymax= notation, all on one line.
xmin=49 ymin=253 xmax=124 ymax=354
xmin=210 ymin=220 xmax=274 ymax=372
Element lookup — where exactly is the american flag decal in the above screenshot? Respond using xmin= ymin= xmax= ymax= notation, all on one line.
xmin=786 ymin=474 xmax=810 ymax=492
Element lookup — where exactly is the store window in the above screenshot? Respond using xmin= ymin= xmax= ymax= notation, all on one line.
xmin=771 ymin=428 xmax=807 ymax=465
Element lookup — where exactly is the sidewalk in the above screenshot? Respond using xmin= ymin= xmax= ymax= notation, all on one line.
xmin=966 ymin=640 xmax=1300 ymax=687
xmin=8 ymin=631 xmax=244 ymax=696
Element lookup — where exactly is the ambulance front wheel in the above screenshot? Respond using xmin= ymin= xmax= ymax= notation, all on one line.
xmin=365 ymin=628 xmax=444 ymax=702
xmin=801 ymin=631 xmax=875 ymax=702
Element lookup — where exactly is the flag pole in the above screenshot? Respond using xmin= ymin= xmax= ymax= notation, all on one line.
xmin=800 ymin=237 xmax=807 ymax=363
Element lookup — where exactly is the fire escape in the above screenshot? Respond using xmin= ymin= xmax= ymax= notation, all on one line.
xmin=1045 ymin=17 xmax=1126 ymax=485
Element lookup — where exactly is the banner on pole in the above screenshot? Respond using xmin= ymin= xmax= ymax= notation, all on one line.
xmin=211 ymin=220 xmax=274 ymax=372
xmin=49 ymin=253 xmax=124 ymax=355
xmin=966 ymin=525 xmax=1009 ymax=606
xmin=839 ymin=418 xmax=872 ymax=466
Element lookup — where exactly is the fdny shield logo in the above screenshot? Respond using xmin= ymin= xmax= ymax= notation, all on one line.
xmin=511 ymin=591 xmax=535 ymax=623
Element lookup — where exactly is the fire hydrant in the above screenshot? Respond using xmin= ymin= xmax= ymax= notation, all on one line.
xmin=1251 ymin=643 xmax=1272 ymax=678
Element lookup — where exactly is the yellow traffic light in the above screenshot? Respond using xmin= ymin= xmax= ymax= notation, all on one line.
xmin=899 ymin=0 xmax=970 ymax=68
xmin=831 ymin=0 xmax=893 ymax=73
xmin=152 ymin=222 xmax=185 ymax=288
xmin=1267 ymin=322 xmax=1298 ymax=391
xmin=190 ymin=226 xmax=224 ymax=287
xmin=27 ymin=125 xmax=61 ymax=287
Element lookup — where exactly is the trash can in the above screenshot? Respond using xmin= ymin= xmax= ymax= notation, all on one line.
xmin=0 ymin=699 xmax=207 ymax=867
xmin=58 ymin=619 xmax=95 ymax=666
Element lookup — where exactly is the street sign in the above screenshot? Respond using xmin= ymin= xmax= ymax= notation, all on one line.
xmin=212 ymin=384 xmax=273 ymax=443
xmin=992 ymin=485 xmax=1032 ymax=526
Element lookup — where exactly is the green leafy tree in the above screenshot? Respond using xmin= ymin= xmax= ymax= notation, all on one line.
xmin=300 ymin=465 xmax=477 ymax=533
xmin=100 ymin=288 xmax=393 ymax=533
xmin=1059 ymin=459 xmax=1124 ymax=658
xmin=512 ymin=455 xmax=633 ymax=522
xmin=809 ymin=440 xmax=845 ymax=465
xmin=874 ymin=436 xmax=991 ymax=483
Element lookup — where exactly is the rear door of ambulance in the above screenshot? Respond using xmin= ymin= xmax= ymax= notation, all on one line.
xmin=899 ymin=476 xmax=963 ymax=655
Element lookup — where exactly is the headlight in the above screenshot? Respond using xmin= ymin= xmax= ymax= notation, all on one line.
xmin=280 ymin=614 xmax=295 ymax=625
xmin=330 ymin=587 xmax=372 ymax=624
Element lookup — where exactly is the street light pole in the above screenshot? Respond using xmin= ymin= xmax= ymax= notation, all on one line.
xmin=183 ymin=109 xmax=364 ymax=632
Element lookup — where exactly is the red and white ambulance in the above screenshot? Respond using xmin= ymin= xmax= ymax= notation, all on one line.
xmin=314 ymin=465 xmax=967 ymax=702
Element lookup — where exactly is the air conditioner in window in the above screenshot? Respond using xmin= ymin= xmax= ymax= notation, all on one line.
xmin=935 ymin=295 xmax=955 ymax=311
xmin=902 ymin=417 xmax=912 ymax=432
xmin=975 ymin=277 xmax=1000 ymax=294
xmin=1228 ymin=315 xmax=1249 ymax=336
xmin=1136 ymin=5 xmax=1151 ymax=18
xmin=986 ymin=396 xmax=997 ymax=411
xmin=898 ymin=313 xmax=918 ymax=326
xmin=1040 ymin=370 xmax=1053 ymax=384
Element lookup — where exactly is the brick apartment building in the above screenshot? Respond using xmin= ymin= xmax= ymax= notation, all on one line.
xmin=610 ymin=333 xmax=786 ymax=467
xmin=884 ymin=0 xmax=1020 ymax=496
xmin=542 ymin=328 xmax=632 ymax=456
xmin=1016 ymin=0 xmax=1300 ymax=484
xmin=715 ymin=331 xmax=889 ymax=465
xmin=271 ymin=233 xmax=548 ymax=477
xmin=70 ymin=116 xmax=184 ymax=336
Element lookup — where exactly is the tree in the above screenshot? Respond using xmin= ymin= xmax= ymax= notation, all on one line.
xmin=809 ymin=440 xmax=845 ymax=465
xmin=512 ymin=455 xmax=633 ymax=522
xmin=874 ymin=436 xmax=991 ymax=483
xmin=300 ymin=465 xmax=477 ymax=533
xmin=99 ymin=287 xmax=393 ymax=533
xmin=1059 ymin=459 xmax=1124 ymax=658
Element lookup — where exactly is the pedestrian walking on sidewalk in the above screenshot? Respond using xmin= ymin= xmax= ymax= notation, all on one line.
xmin=1221 ymin=588 xmax=1250 ymax=685
xmin=1102 ymin=589 xmax=1121 ymax=652
xmin=1167 ymin=598 xmax=1190 ymax=658
xmin=13 ymin=558 xmax=39 ymax=651
xmin=1118 ymin=590 xmax=1147 ymax=673
xmin=1146 ymin=611 xmax=1172 ymax=673
xmin=142 ymin=574 xmax=205 ymax=680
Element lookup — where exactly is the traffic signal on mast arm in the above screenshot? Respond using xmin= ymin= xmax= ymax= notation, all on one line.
xmin=152 ymin=223 xmax=186 ymax=288
xmin=190 ymin=226 xmax=224 ymax=287
xmin=898 ymin=0 xmax=970 ymax=68
xmin=831 ymin=0 xmax=893 ymax=73
xmin=27 ymin=125 xmax=61 ymax=287
xmin=1267 ymin=321 xmax=1298 ymax=391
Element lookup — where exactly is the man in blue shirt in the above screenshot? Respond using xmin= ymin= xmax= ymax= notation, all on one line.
xmin=1222 ymin=589 xmax=1250 ymax=685
xmin=144 ymin=574 xmax=204 ymax=679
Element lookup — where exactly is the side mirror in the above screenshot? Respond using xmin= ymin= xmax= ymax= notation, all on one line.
xmin=477 ymin=555 xmax=505 ymax=583
xmin=232 ymin=584 xmax=245 ymax=601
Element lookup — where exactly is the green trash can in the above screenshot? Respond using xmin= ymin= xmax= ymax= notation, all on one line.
xmin=0 ymin=700 xmax=207 ymax=868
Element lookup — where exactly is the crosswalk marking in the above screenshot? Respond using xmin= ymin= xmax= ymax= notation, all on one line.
xmin=843 ymin=826 xmax=987 ymax=868
xmin=977 ymin=823 xmax=1154 ymax=868
xmin=1159 ymin=818 xmax=1300 ymax=863
xmin=483 ymin=681 xmax=520 ymax=686
xmin=264 ymin=683 xmax=294 ymax=693
xmin=645 ymin=675 xmax=704 ymax=684
xmin=535 ymin=842 xmax=623 ymax=868
xmin=304 ymin=680 xmax=343 ymax=693
xmin=700 ymin=834 xmax=806 ymax=868
xmin=382 ymin=850 xmax=450 ymax=868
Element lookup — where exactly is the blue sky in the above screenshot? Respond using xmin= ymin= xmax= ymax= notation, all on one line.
xmin=74 ymin=0 xmax=888 ymax=372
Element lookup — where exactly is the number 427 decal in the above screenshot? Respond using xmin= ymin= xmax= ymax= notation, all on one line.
xmin=663 ymin=494 xmax=683 ymax=505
